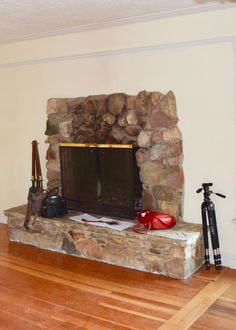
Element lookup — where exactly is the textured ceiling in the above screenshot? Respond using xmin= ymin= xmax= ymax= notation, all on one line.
xmin=0 ymin=0 xmax=235 ymax=44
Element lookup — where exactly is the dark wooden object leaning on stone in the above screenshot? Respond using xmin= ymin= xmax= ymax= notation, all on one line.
xmin=45 ymin=90 xmax=184 ymax=221
xmin=24 ymin=140 xmax=47 ymax=229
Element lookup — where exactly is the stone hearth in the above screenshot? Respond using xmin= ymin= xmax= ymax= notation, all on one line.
xmin=45 ymin=90 xmax=184 ymax=220
xmin=5 ymin=206 xmax=204 ymax=279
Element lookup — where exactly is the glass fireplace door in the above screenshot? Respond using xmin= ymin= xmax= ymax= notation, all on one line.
xmin=59 ymin=143 xmax=140 ymax=219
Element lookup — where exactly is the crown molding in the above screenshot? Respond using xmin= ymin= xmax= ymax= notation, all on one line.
xmin=0 ymin=3 xmax=235 ymax=46
xmin=0 ymin=35 xmax=235 ymax=69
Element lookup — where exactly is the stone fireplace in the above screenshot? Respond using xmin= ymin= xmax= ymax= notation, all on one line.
xmin=45 ymin=90 xmax=184 ymax=220
xmin=5 ymin=90 xmax=204 ymax=280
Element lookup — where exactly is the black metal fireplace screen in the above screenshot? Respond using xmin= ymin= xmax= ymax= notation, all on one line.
xmin=59 ymin=143 xmax=142 ymax=219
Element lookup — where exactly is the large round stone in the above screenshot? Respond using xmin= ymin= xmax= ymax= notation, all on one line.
xmin=46 ymin=98 xmax=69 ymax=115
xmin=137 ymin=130 xmax=152 ymax=148
xmin=141 ymin=189 xmax=156 ymax=210
xmin=126 ymin=109 xmax=138 ymax=125
xmin=163 ymin=127 xmax=182 ymax=141
xmin=136 ymin=90 xmax=152 ymax=114
xmin=68 ymin=97 xmax=85 ymax=113
xmin=166 ymin=167 xmax=184 ymax=189
xmin=108 ymin=93 xmax=126 ymax=115
xmin=152 ymin=130 xmax=164 ymax=144
xmin=125 ymin=125 xmax=140 ymax=136
xmin=91 ymin=95 xmax=108 ymax=115
xmin=127 ymin=96 xmax=135 ymax=111
xmin=103 ymin=113 xmax=116 ymax=126
xmin=159 ymin=200 xmax=181 ymax=218
xmin=111 ymin=126 xmax=126 ymax=142
xmin=59 ymin=120 xmax=72 ymax=138
xmin=84 ymin=99 xmax=96 ymax=114
xmin=160 ymin=91 xmax=178 ymax=120
xmin=83 ymin=114 xmax=96 ymax=128
xmin=148 ymin=112 xmax=176 ymax=129
xmin=149 ymin=92 xmax=162 ymax=112
xmin=135 ymin=148 xmax=150 ymax=166
xmin=150 ymin=143 xmax=172 ymax=161
xmin=118 ymin=114 xmax=128 ymax=127
xmin=140 ymin=161 xmax=166 ymax=185
xmin=153 ymin=185 xmax=181 ymax=202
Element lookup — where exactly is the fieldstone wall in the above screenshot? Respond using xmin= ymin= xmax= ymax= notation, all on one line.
xmin=5 ymin=206 xmax=204 ymax=279
xmin=45 ymin=90 xmax=184 ymax=220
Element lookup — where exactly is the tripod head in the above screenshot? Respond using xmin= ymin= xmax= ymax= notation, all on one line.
xmin=196 ymin=183 xmax=226 ymax=200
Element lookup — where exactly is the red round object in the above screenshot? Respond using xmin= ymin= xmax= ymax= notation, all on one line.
xmin=136 ymin=209 xmax=176 ymax=230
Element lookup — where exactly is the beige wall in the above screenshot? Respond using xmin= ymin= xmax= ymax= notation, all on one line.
xmin=0 ymin=8 xmax=235 ymax=258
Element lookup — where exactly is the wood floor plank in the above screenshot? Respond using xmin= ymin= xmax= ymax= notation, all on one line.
xmin=98 ymin=296 xmax=172 ymax=320
xmin=221 ymin=282 xmax=236 ymax=300
xmin=0 ymin=293 xmax=77 ymax=329
xmin=0 ymin=253 xmax=185 ymax=311
xmin=0 ymin=263 xmax=161 ymax=329
xmin=190 ymin=312 xmax=236 ymax=330
xmin=0 ymin=310 xmax=46 ymax=330
xmin=152 ymin=270 xmax=232 ymax=329
xmin=191 ymin=274 xmax=236 ymax=330
xmin=99 ymin=302 xmax=166 ymax=322
xmin=0 ymin=250 xmax=203 ymax=298
xmin=0 ymin=224 xmax=236 ymax=330
xmin=0 ymin=251 xmax=204 ymax=311
xmin=0 ymin=253 xmax=179 ymax=316
xmin=0 ymin=284 xmax=133 ymax=330
xmin=209 ymin=297 xmax=236 ymax=320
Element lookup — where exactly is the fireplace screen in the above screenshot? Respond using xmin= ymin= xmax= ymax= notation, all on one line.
xmin=59 ymin=143 xmax=142 ymax=219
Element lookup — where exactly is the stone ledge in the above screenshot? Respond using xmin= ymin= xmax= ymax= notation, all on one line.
xmin=5 ymin=205 xmax=204 ymax=279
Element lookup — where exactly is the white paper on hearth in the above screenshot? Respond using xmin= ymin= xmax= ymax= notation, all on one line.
xmin=70 ymin=213 xmax=135 ymax=231
xmin=70 ymin=213 xmax=98 ymax=221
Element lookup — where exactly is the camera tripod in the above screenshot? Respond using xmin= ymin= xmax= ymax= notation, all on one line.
xmin=196 ymin=183 xmax=225 ymax=270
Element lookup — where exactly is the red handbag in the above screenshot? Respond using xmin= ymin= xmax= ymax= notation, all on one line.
xmin=133 ymin=209 xmax=176 ymax=233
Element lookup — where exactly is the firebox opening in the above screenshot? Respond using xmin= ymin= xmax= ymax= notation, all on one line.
xmin=59 ymin=143 xmax=142 ymax=219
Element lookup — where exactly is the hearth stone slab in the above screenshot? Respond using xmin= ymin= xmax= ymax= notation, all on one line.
xmin=5 ymin=205 xmax=204 ymax=279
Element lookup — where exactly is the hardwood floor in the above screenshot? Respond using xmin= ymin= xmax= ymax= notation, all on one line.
xmin=0 ymin=224 xmax=235 ymax=330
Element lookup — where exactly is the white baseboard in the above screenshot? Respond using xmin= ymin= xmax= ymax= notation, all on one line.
xmin=221 ymin=252 xmax=236 ymax=269
xmin=0 ymin=213 xmax=7 ymax=224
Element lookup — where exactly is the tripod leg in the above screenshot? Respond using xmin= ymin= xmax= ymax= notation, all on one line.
xmin=207 ymin=202 xmax=222 ymax=270
xmin=201 ymin=202 xmax=210 ymax=270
